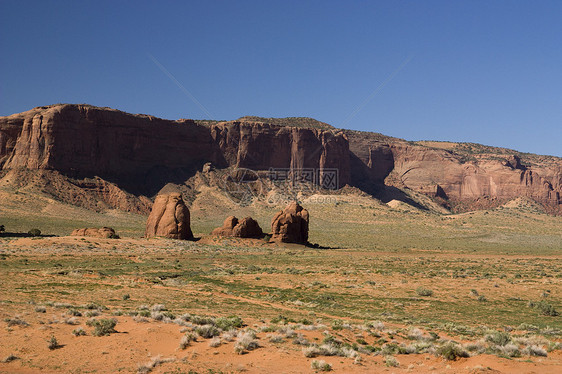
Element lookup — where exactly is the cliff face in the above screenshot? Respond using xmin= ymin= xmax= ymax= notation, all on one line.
xmin=210 ymin=122 xmax=350 ymax=187
xmin=1 ymin=105 xmax=224 ymax=191
xmin=1 ymin=104 xmax=560 ymax=214
xmin=0 ymin=104 xmax=350 ymax=197
xmin=345 ymin=130 xmax=562 ymax=213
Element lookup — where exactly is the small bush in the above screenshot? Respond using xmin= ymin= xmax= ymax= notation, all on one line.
xmin=215 ymin=315 xmax=243 ymax=330
xmin=268 ymin=333 xmax=284 ymax=343
xmin=122 ymin=294 xmax=130 ymax=301
xmin=28 ymin=229 xmax=41 ymax=237
xmin=311 ymin=359 xmax=332 ymax=371
xmin=209 ymin=337 xmax=221 ymax=347
xmin=532 ymin=301 xmax=559 ymax=316
xmin=67 ymin=309 xmax=82 ymax=317
xmin=2 ymin=354 xmax=18 ymax=363
xmin=72 ymin=327 xmax=86 ymax=336
xmin=416 ymin=287 xmax=433 ymax=297
xmin=87 ymin=318 xmax=117 ymax=336
xmin=179 ymin=332 xmax=198 ymax=349
xmin=485 ymin=331 xmax=511 ymax=346
xmin=48 ymin=336 xmax=59 ymax=350
xmin=196 ymin=324 xmax=221 ymax=338
xmin=234 ymin=332 xmax=259 ymax=354
xmin=384 ymin=355 xmax=400 ymax=367
xmin=437 ymin=343 xmax=469 ymax=360
xmin=35 ymin=306 xmax=46 ymax=313
xmin=523 ymin=345 xmax=547 ymax=357
xmin=5 ymin=317 xmax=28 ymax=327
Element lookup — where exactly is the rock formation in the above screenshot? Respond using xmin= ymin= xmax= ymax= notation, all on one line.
xmin=211 ymin=216 xmax=263 ymax=238
xmin=145 ymin=189 xmax=193 ymax=240
xmin=1 ymin=104 xmax=561 ymax=214
xmin=270 ymin=202 xmax=309 ymax=244
xmin=71 ymin=227 xmax=117 ymax=238
xmin=0 ymin=104 xmax=349 ymax=196
xmin=345 ymin=130 xmax=562 ymax=213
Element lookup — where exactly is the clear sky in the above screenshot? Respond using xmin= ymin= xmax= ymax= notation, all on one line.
xmin=1 ymin=0 xmax=561 ymax=156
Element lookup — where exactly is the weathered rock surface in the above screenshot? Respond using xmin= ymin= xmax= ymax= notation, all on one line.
xmin=145 ymin=190 xmax=193 ymax=240
xmin=1 ymin=104 xmax=561 ymax=214
xmin=71 ymin=227 xmax=117 ymax=238
xmin=211 ymin=216 xmax=263 ymax=238
xmin=345 ymin=130 xmax=562 ymax=213
xmin=0 ymin=105 xmax=349 ymax=195
xmin=270 ymin=202 xmax=309 ymax=244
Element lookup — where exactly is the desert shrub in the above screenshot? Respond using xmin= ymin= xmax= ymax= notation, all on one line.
xmin=530 ymin=301 xmax=559 ymax=316
xmin=72 ymin=327 xmax=86 ymax=336
xmin=179 ymin=332 xmax=198 ymax=349
xmin=268 ymin=333 xmax=284 ymax=343
xmin=35 ymin=306 xmax=46 ymax=313
xmin=87 ymin=318 xmax=117 ymax=336
xmin=215 ymin=315 xmax=243 ymax=330
xmin=303 ymin=345 xmax=320 ymax=358
xmin=496 ymin=343 xmax=521 ymax=357
xmin=67 ymin=309 xmax=82 ymax=317
xmin=48 ymin=336 xmax=59 ymax=350
xmin=122 ymin=294 xmax=130 ymax=300
xmin=293 ymin=333 xmax=310 ymax=346
xmin=138 ymin=310 xmax=150 ymax=318
xmin=84 ymin=302 xmax=103 ymax=310
xmin=311 ymin=359 xmax=332 ymax=371
xmin=234 ymin=332 xmax=259 ymax=354
xmin=416 ymin=287 xmax=434 ymax=296
xmin=464 ymin=341 xmax=486 ymax=354
xmin=221 ymin=329 xmax=237 ymax=342
xmin=384 ymin=356 xmax=400 ymax=367
xmin=150 ymin=304 xmax=166 ymax=312
xmin=28 ymin=229 xmax=41 ymax=237
xmin=477 ymin=295 xmax=487 ymax=302
xmin=190 ymin=315 xmax=215 ymax=325
xmin=109 ymin=233 xmax=120 ymax=239
xmin=485 ymin=331 xmax=511 ymax=346
xmin=437 ymin=343 xmax=469 ymax=360
xmin=523 ymin=345 xmax=547 ymax=357
xmin=137 ymin=356 xmax=175 ymax=374
xmin=0 ymin=225 xmax=5 ymax=233
xmin=407 ymin=328 xmax=424 ymax=340
xmin=196 ymin=324 xmax=221 ymax=338
xmin=356 ymin=338 xmax=367 ymax=345
xmin=4 ymin=317 xmax=28 ymax=327
xmin=2 ymin=354 xmax=18 ymax=363
xmin=209 ymin=337 xmax=221 ymax=347
xmin=64 ymin=317 xmax=80 ymax=325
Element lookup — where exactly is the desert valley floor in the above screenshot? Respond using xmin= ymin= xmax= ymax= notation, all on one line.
xmin=1 ymin=186 xmax=561 ymax=374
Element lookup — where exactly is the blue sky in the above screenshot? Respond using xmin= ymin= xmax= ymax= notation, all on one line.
xmin=1 ymin=0 xmax=561 ymax=156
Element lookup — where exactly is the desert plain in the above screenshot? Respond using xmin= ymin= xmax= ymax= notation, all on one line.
xmin=1 ymin=185 xmax=561 ymax=374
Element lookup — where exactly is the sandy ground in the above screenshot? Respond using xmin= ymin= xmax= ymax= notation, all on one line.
xmin=1 ymin=313 xmax=562 ymax=374
xmin=1 ymin=235 xmax=561 ymax=373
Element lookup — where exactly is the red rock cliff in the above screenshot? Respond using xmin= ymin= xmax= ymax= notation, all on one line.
xmin=346 ymin=130 xmax=562 ymax=213
xmin=0 ymin=104 xmax=351 ymax=195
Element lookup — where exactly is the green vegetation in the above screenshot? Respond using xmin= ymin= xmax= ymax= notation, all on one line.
xmin=28 ymin=228 xmax=41 ymax=236
xmin=86 ymin=318 xmax=117 ymax=336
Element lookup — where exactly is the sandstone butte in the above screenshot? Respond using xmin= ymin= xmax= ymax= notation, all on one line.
xmin=0 ymin=103 xmax=560 ymax=214
xmin=270 ymin=202 xmax=309 ymax=244
xmin=211 ymin=216 xmax=264 ymax=238
xmin=70 ymin=227 xmax=117 ymax=239
xmin=145 ymin=189 xmax=193 ymax=240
